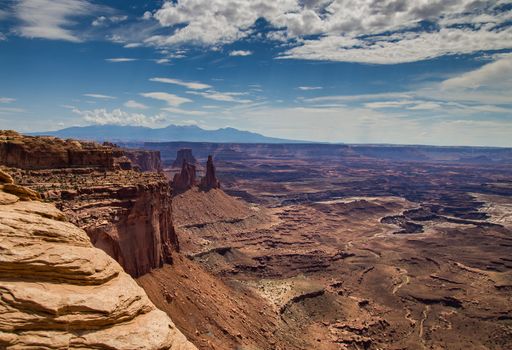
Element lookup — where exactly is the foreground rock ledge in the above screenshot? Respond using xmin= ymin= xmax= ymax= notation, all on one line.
xmin=0 ymin=176 xmax=197 ymax=350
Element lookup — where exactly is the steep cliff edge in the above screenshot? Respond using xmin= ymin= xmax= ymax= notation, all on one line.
xmin=124 ymin=148 xmax=162 ymax=172
xmin=172 ymin=148 xmax=198 ymax=168
xmin=0 ymin=131 xmax=162 ymax=172
xmin=0 ymin=171 xmax=196 ymax=350
xmin=9 ymin=167 xmax=178 ymax=277
xmin=1 ymin=131 xmax=179 ymax=278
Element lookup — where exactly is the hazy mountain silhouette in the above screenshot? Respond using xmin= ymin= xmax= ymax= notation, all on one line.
xmin=31 ymin=124 xmax=306 ymax=143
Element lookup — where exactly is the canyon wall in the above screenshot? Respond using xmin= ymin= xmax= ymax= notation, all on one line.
xmin=124 ymin=149 xmax=163 ymax=172
xmin=0 ymin=130 xmax=118 ymax=169
xmin=1 ymin=131 xmax=179 ymax=278
xmin=0 ymin=171 xmax=196 ymax=349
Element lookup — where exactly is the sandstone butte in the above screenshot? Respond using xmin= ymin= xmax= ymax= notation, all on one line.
xmin=172 ymin=148 xmax=198 ymax=168
xmin=171 ymin=154 xmax=220 ymax=193
xmin=173 ymin=160 xmax=197 ymax=193
xmin=0 ymin=168 xmax=197 ymax=350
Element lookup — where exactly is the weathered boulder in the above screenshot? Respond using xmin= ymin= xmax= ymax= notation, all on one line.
xmin=0 ymin=176 xmax=197 ymax=350
xmin=0 ymin=168 xmax=13 ymax=184
xmin=200 ymin=155 xmax=220 ymax=190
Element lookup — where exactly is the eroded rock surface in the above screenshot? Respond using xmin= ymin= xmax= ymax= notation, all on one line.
xmin=0 ymin=176 xmax=196 ymax=350
xmin=124 ymin=149 xmax=162 ymax=172
xmin=172 ymin=148 xmax=197 ymax=168
xmin=0 ymin=130 xmax=119 ymax=170
xmin=173 ymin=160 xmax=197 ymax=193
xmin=199 ymin=155 xmax=220 ymax=190
xmin=8 ymin=167 xmax=179 ymax=278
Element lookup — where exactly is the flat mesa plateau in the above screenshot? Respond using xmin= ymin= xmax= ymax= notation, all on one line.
xmin=150 ymin=142 xmax=512 ymax=349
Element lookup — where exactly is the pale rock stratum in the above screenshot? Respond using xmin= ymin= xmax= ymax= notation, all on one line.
xmin=0 ymin=169 xmax=197 ymax=350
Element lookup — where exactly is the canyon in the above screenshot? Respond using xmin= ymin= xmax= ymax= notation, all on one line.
xmin=1 ymin=131 xmax=512 ymax=349
xmin=0 ymin=168 xmax=196 ymax=349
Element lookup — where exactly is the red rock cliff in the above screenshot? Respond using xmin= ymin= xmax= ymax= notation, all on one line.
xmin=172 ymin=160 xmax=197 ymax=193
xmin=1 ymin=131 xmax=179 ymax=278
xmin=124 ymin=149 xmax=163 ymax=172
xmin=200 ymin=155 xmax=221 ymax=190
xmin=172 ymin=148 xmax=197 ymax=168
xmin=0 ymin=130 xmax=118 ymax=169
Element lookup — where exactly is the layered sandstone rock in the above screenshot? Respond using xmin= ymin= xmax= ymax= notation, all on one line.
xmin=200 ymin=155 xmax=220 ymax=190
xmin=0 ymin=130 xmax=119 ymax=169
xmin=8 ymin=167 xmax=179 ymax=278
xmin=173 ymin=160 xmax=197 ymax=193
xmin=172 ymin=148 xmax=197 ymax=168
xmin=0 ymin=131 xmax=161 ymax=172
xmin=1 ymin=132 xmax=179 ymax=278
xmin=125 ymin=149 xmax=163 ymax=172
xmin=0 ymin=174 xmax=196 ymax=350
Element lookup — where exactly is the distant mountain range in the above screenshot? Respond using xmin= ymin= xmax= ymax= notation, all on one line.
xmin=30 ymin=125 xmax=306 ymax=143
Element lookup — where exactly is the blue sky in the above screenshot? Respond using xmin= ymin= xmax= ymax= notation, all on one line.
xmin=0 ymin=0 xmax=511 ymax=146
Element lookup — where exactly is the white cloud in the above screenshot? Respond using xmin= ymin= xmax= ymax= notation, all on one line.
xmin=124 ymin=100 xmax=148 ymax=109
xmin=14 ymin=0 xmax=96 ymax=42
xmin=161 ymin=107 xmax=207 ymax=116
xmin=0 ymin=33 xmax=6 ymax=41
xmin=297 ymin=86 xmax=322 ymax=91
xmin=0 ymin=107 xmax=25 ymax=113
xmin=92 ymin=16 xmax=107 ymax=27
xmin=110 ymin=15 xmax=128 ymax=23
xmin=305 ymin=92 xmax=413 ymax=103
xmin=72 ymin=108 xmax=167 ymax=126
xmin=92 ymin=15 xmax=128 ymax=27
xmin=147 ymin=1 xmax=298 ymax=46
xmin=280 ymin=27 xmax=512 ymax=64
xmin=83 ymin=93 xmax=116 ymax=100
xmin=406 ymin=102 xmax=442 ymax=110
xmin=0 ymin=97 xmax=15 ymax=103
xmin=105 ymin=57 xmax=138 ymax=62
xmin=211 ymin=102 xmax=512 ymax=146
xmin=442 ymin=55 xmax=512 ymax=90
xmin=187 ymin=90 xmax=252 ymax=103
xmin=149 ymin=77 xmax=211 ymax=89
xmin=154 ymin=58 xmax=170 ymax=64
xmin=229 ymin=50 xmax=253 ymax=56
xmin=124 ymin=43 xmax=142 ymax=48
xmin=140 ymin=92 xmax=192 ymax=106
xmin=146 ymin=0 xmax=512 ymax=64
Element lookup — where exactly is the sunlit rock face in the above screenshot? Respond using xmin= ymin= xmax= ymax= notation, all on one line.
xmin=0 ymin=170 xmax=197 ymax=350
xmin=0 ymin=131 xmax=180 ymax=278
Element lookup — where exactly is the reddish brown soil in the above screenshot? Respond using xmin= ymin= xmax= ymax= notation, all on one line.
xmin=137 ymin=254 xmax=306 ymax=349
xmin=154 ymin=143 xmax=512 ymax=350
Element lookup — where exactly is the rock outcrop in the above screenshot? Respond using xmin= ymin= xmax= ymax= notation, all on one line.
xmin=1 ymin=132 xmax=180 ymax=278
xmin=200 ymin=155 xmax=220 ymax=190
xmin=0 ymin=173 xmax=197 ymax=350
xmin=125 ymin=149 xmax=162 ymax=172
xmin=0 ymin=130 xmax=119 ymax=170
xmin=172 ymin=160 xmax=197 ymax=193
xmin=8 ymin=167 xmax=179 ymax=278
xmin=172 ymin=148 xmax=197 ymax=168
xmin=0 ymin=131 xmax=162 ymax=172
